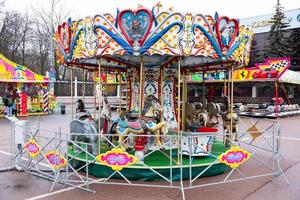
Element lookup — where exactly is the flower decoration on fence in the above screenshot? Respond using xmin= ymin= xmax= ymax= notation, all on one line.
xmin=24 ymin=139 xmax=41 ymax=158
xmin=218 ymin=146 xmax=251 ymax=168
xmin=96 ymin=148 xmax=138 ymax=171
xmin=45 ymin=150 xmax=67 ymax=170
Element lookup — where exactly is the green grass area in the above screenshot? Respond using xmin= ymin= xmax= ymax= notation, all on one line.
xmin=67 ymin=140 xmax=228 ymax=181
xmin=67 ymin=140 xmax=227 ymax=168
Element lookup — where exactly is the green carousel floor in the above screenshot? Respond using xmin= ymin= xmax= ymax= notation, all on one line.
xmin=67 ymin=140 xmax=229 ymax=181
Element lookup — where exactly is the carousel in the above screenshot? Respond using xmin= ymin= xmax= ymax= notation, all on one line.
xmin=54 ymin=4 xmax=253 ymax=181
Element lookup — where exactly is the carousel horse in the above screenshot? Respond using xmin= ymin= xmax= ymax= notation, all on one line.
xmin=207 ymin=102 xmax=221 ymax=126
xmin=114 ymin=95 xmax=169 ymax=150
xmin=185 ymin=102 xmax=208 ymax=129
xmin=222 ymin=96 xmax=239 ymax=146
xmin=97 ymin=95 xmax=111 ymax=134
xmin=69 ymin=96 xmax=112 ymax=156
xmin=185 ymin=100 xmax=221 ymax=129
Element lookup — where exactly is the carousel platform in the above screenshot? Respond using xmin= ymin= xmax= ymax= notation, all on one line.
xmin=67 ymin=140 xmax=228 ymax=181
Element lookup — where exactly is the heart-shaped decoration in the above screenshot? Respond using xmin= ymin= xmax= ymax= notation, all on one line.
xmin=118 ymin=8 xmax=153 ymax=47
xmin=215 ymin=16 xmax=239 ymax=50
xmin=57 ymin=22 xmax=72 ymax=53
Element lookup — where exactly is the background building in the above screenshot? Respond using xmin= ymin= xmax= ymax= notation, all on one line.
xmin=241 ymin=8 xmax=300 ymax=69
xmin=187 ymin=8 xmax=300 ymax=105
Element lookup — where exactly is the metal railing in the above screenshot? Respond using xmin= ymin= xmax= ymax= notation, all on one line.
xmin=7 ymin=116 xmax=288 ymax=200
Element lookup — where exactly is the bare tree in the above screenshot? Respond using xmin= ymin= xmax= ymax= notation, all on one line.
xmin=0 ymin=11 xmax=33 ymax=67
xmin=32 ymin=0 xmax=69 ymax=78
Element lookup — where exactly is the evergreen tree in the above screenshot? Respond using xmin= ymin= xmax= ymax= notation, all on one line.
xmin=288 ymin=29 xmax=300 ymax=70
xmin=266 ymin=0 xmax=290 ymax=58
xmin=249 ymin=38 xmax=262 ymax=67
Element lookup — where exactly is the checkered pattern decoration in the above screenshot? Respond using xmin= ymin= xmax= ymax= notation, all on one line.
xmin=271 ymin=60 xmax=289 ymax=70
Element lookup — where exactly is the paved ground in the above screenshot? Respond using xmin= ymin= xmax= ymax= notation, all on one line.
xmin=0 ymin=110 xmax=299 ymax=200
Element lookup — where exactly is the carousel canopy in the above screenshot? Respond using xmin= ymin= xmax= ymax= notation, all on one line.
xmin=54 ymin=4 xmax=253 ymax=69
xmin=0 ymin=54 xmax=50 ymax=83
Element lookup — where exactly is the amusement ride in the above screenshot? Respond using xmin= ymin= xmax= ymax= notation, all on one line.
xmin=5 ymin=3 xmax=289 ymax=199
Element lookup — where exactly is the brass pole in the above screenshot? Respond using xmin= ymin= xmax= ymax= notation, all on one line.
xmin=119 ymin=72 xmax=122 ymax=111
xmin=71 ymin=68 xmax=74 ymax=120
xmin=132 ymin=68 xmax=136 ymax=111
xmin=125 ymin=69 xmax=128 ymax=111
xmin=93 ymin=71 xmax=96 ymax=119
xmin=98 ymin=58 xmax=102 ymax=154
xmin=160 ymin=66 xmax=164 ymax=122
xmin=227 ymin=68 xmax=230 ymax=104
xmin=139 ymin=57 xmax=144 ymax=116
xmin=177 ymin=57 xmax=181 ymax=164
xmin=182 ymin=71 xmax=187 ymax=131
xmin=202 ymin=71 xmax=205 ymax=105
xmin=223 ymin=71 xmax=227 ymax=96
xmin=82 ymin=69 xmax=85 ymax=104
xmin=230 ymin=64 xmax=234 ymax=143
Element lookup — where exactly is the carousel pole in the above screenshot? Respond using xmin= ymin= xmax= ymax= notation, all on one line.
xmin=132 ymin=68 xmax=136 ymax=111
xmin=202 ymin=71 xmax=205 ymax=105
xmin=177 ymin=57 xmax=181 ymax=164
xmin=160 ymin=66 xmax=164 ymax=122
xmin=93 ymin=70 xmax=96 ymax=119
xmin=182 ymin=71 xmax=187 ymax=131
xmin=227 ymin=67 xmax=230 ymax=102
xmin=126 ymin=69 xmax=129 ymax=111
xmin=230 ymin=64 xmax=234 ymax=143
xmin=228 ymin=66 xmax=232 ymax=141
xmin=98 ymin=58 xmax=102 ymax=154
xmin=139 ymin=56 xmax=144 ymax=116
xmin=119 ymin=72 xmax=122 ymax=111
xmin=71 ymin=67 xmax=74 ymax=120
xmin=223 ymin=70 xmax=227 ymax=96
xmin=82 ymin=69 xmax=85 ymax=104
xmin=224 ymin=67 xmax=230 ymax=145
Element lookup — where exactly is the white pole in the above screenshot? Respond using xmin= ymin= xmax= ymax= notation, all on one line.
xmin=74 ymin=76 xmax=78 ymax=98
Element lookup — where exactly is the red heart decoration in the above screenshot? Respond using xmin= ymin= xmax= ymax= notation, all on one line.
xmin=215 ymin=16 xmax=239 ymax=50
xmin=118 ymin=8 xmax=153 ymax=47
xmin=57 ymin=22 xmax=72 ymax=53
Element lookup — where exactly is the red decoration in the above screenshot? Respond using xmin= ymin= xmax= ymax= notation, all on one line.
xmin=134 ymin=136 xmax=147 ymax=151
xmin=57 ymin=22 xmax=72 ymax=53
xmin=216 ymin=16 xmax=239 ymax=50
xmin=197 ymin=127 xmax=218 ymax=132
xmin=118 ymin=8 xmax=153 ymax=46
xmin=21 ymin=92 xmax=27 ymax=115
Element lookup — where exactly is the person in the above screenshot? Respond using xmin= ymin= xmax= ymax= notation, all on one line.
xmin=76 ymin=99 xmax=86 ymax=113
xmin=3 ymin=90 xmax=13 ymax=116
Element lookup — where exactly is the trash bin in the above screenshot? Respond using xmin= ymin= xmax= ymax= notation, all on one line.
xmin=61 ymin=105 xmax=66 ymax=114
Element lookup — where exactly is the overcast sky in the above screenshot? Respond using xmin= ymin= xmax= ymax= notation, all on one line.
xmin=5 ymin=0 xmax=300 ymax=19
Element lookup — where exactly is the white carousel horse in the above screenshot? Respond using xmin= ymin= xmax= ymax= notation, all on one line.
xmin=100 ymin=95 xmax=111 ymax=121
xmin=185 ymin=102 xmax=208 ymax=129
xmin=207 ymin=102 xmax=221 ymax=126
xmin=115 ymin=95 xmax=169 ymax=150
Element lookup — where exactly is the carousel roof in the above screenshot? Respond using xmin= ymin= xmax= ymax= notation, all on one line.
xmin=54 ymin=4 xmax=253 ymax=69
xmin=0 ymin=54 xmax=50 ymax=83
